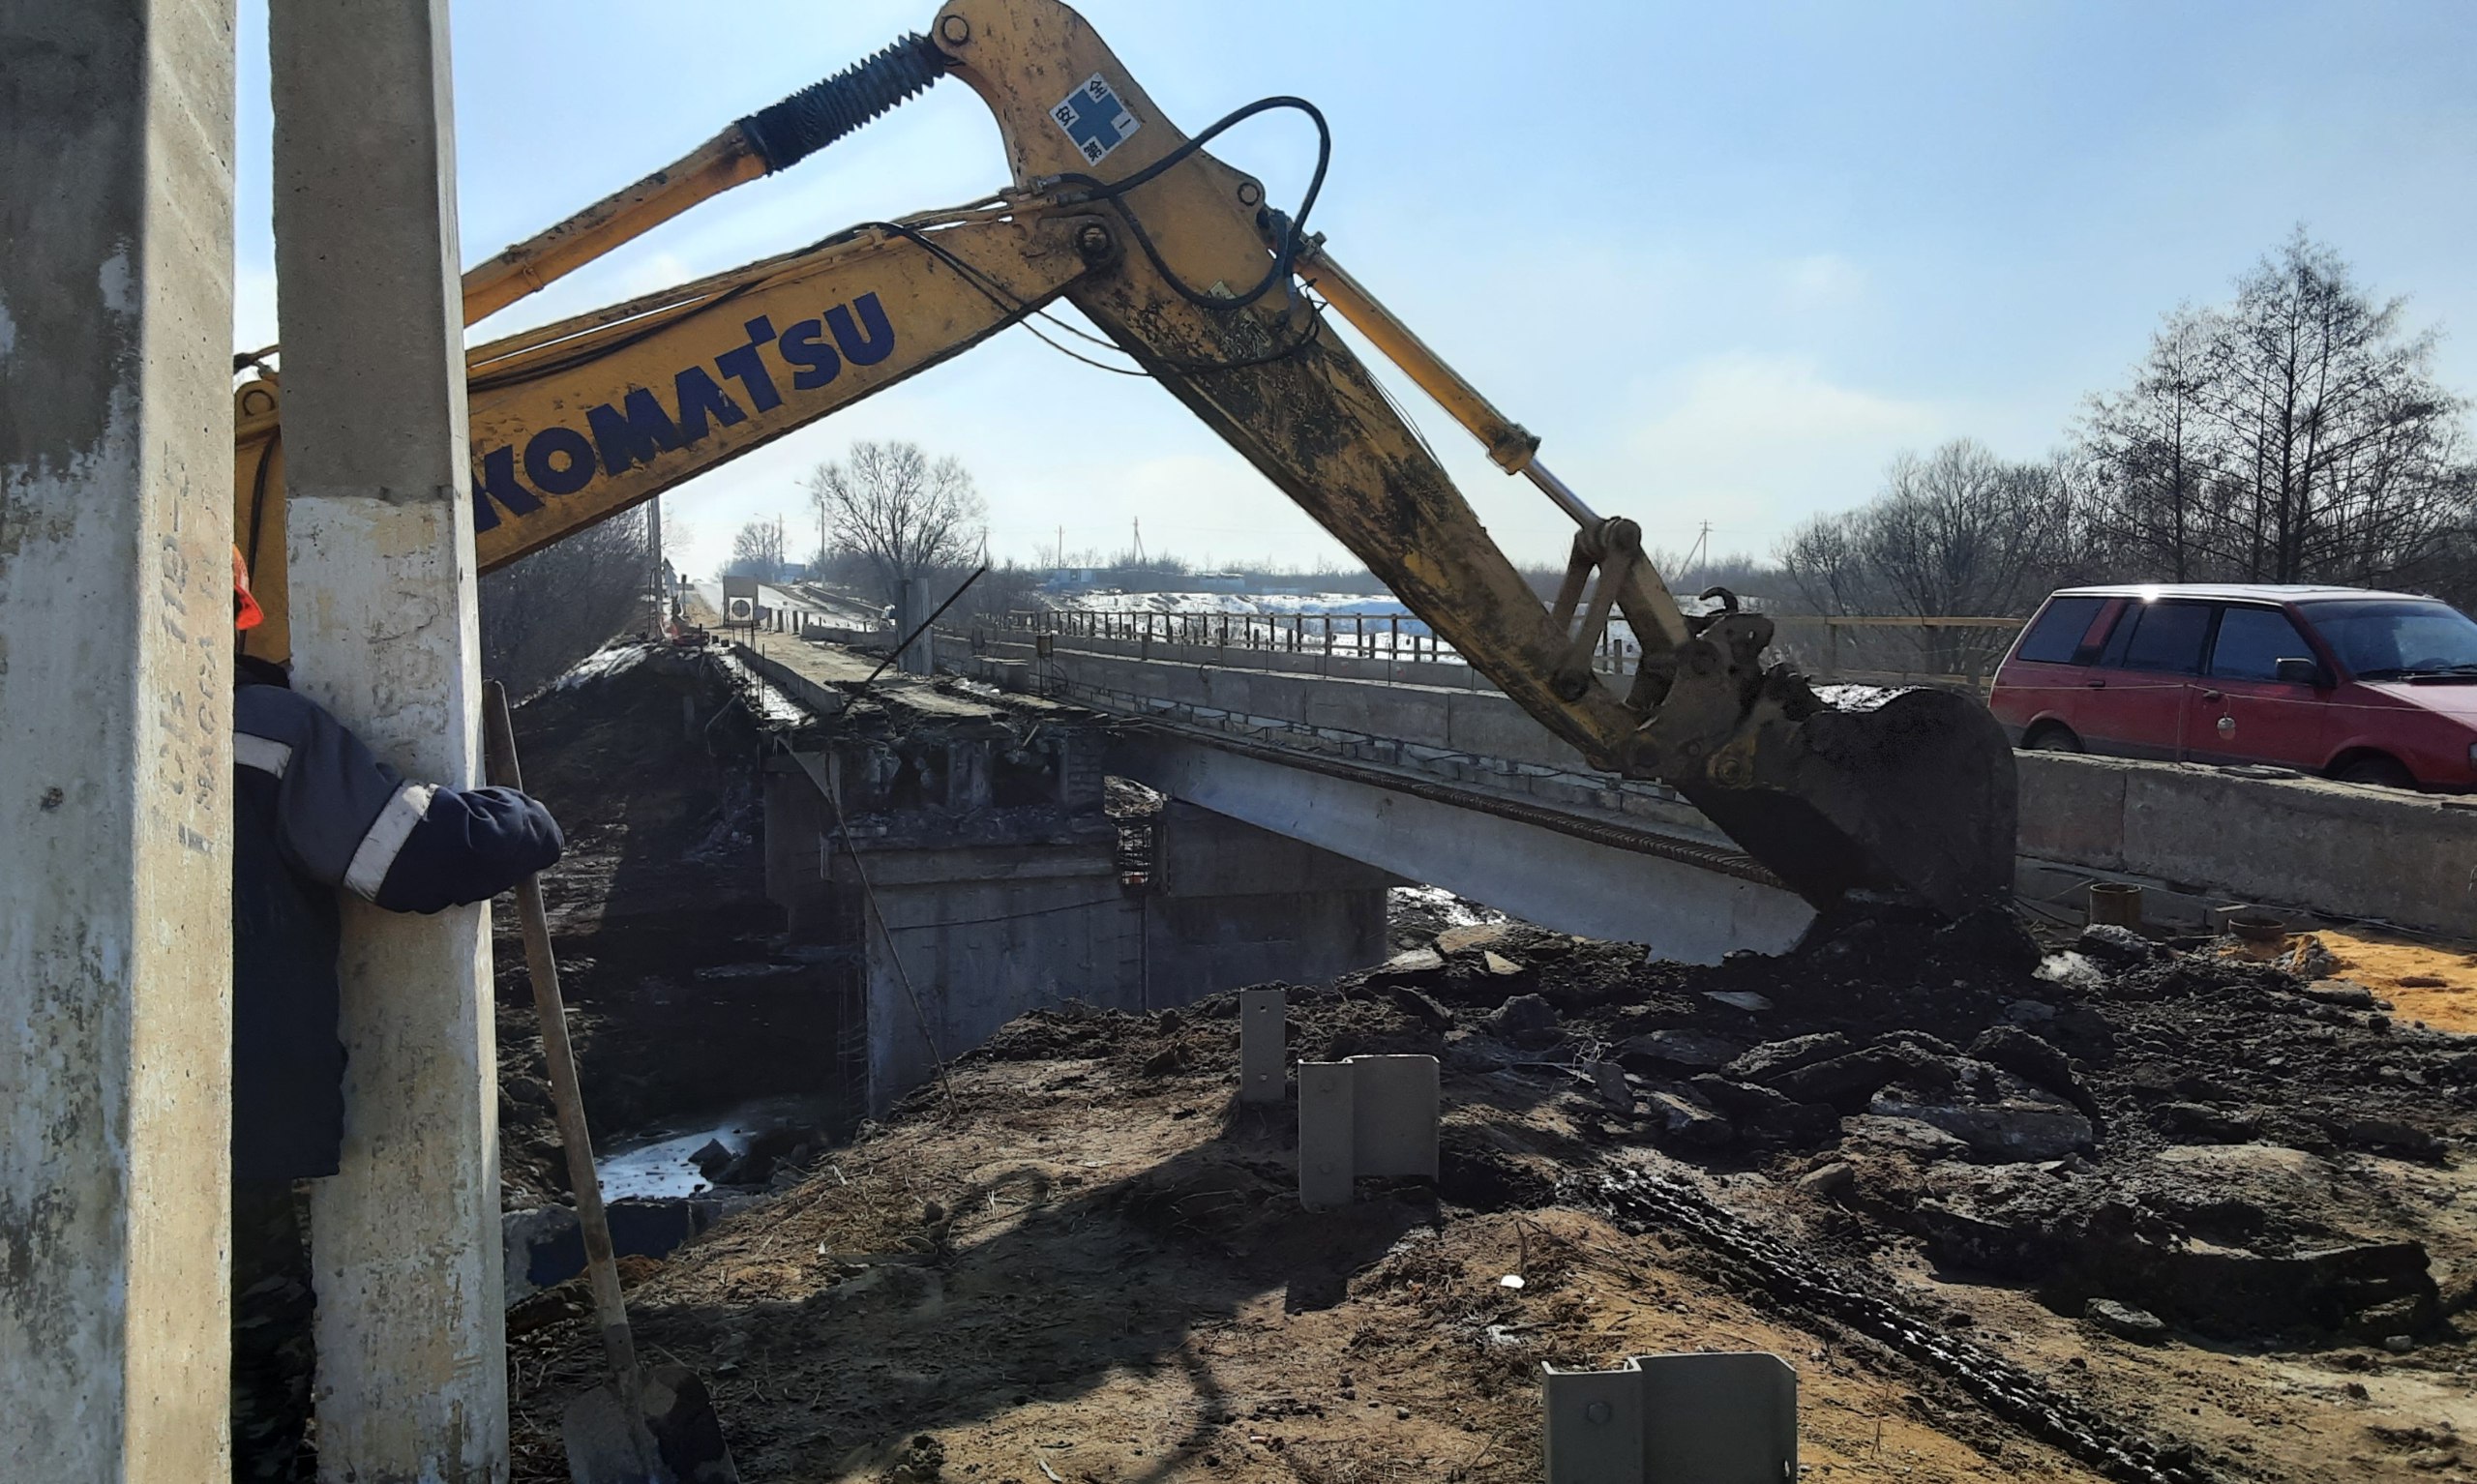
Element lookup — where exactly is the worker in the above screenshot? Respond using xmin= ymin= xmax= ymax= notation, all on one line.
xmin=228 ymin=547 xmax=564 ymax=1480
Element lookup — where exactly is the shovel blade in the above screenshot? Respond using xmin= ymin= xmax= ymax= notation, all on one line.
xmin=561 ymin=1385 xmax=667 ymax=1484
xmin=642 ymin=1365 xmax=740 ymax=1482
xmin=561 ymin=1366 xmax=737 ymax=1484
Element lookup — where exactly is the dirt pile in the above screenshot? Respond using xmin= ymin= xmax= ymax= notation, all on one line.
xmin=502 ymin=903 xmax=2477 ymax=1481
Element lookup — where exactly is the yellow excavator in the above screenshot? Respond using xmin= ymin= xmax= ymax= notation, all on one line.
xmin=232 ymin=0 xmax=2016 ymax=922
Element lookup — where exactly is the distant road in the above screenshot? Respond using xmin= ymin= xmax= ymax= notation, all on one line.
xmin=692 ymin=579 xmax=886 ymax=630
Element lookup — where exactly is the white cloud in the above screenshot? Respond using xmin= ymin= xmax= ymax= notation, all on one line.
xmin=1780 ymin=252 xmax=1866 ymax=308
xmin=1617 ymin=351 xmax=1945 ymax=548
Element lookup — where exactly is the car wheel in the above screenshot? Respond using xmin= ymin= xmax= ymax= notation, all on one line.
xmin=2335 ymin=755 xmax=2417 ymax=790
xmin=2023 ymin=725 xmax=2083 ymax=754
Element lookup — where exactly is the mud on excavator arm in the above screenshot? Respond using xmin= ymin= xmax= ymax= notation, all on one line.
xmin=231 ymin=0 xmax=2015 ymax=920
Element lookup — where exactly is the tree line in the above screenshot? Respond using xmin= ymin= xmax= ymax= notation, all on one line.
xmin=477 ymin=503 xmax=659 ymax=696
xmin=1776 ymin=229 xmax=2475 ymax=631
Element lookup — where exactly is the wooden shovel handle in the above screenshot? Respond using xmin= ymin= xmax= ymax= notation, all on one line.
xmin=482 ymin=680 xmax=639 ymax=1382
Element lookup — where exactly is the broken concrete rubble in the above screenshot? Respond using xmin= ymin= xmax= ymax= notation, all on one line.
xmin=1482 ymin=992 xmax=1561 ymax=1045
xmin=1724 ymin=1030 xmax=1850 ymax=1082
xmin=1869 ymin=1083 xmax=2094 ymax=1162
xmin=1614 ymin=1027 xmax=1745 ymax=1072
xmin=2083 ymin=1297 xmax=2166 ymax=1342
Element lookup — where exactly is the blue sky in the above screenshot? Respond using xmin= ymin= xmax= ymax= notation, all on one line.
xmin=231 ymin=1 xmax=2477 ymax=579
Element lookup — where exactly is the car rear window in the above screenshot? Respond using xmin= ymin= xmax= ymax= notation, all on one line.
xmin=2209 ymin=606 xmax=2314 ymax=681
xmin=2014 ymin=596 xmax=2110 ymax=665
xmin=2113 ymin=601 xmax=2213 ymax=673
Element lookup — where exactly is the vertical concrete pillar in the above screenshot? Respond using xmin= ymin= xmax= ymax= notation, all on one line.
xmin=268 ymin=3 xmax=505 ymax=1477
xmin=0 ymin=2 xmax=237 ymax=1477
xmin=900 ymin=575 xmax=932 ymax=673
xmin=1238 ymin=989 xmax=1286 ymax=1103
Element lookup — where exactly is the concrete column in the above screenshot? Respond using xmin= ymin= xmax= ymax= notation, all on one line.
xmin=268 ymin=3 xmax=505 ymax=1478
xmin=899 ymin=575 xmax=932 ymax=674
xmin=0 ymin=2 xmax=237 ymax=1477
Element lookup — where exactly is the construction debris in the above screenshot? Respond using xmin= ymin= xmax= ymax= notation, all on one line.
xmin=489 ymin=648 xmax=2477 ymax=1480
xmin=494 ymin=876 xmax=2477 ymax=1481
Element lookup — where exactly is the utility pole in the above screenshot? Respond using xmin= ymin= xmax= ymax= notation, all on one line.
xmin=0 ymin=5 xmax=237 ymax=1475
xmin=647 ymin=496 xmax=665 ymax=628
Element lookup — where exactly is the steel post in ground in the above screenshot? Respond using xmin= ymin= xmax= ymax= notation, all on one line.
xmin=1238 ymin=989 xmax=1286 ymax=1103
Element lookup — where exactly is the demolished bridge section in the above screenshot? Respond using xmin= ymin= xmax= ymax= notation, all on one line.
xmin=739 ymin=638 xmax=1399 ymax=1113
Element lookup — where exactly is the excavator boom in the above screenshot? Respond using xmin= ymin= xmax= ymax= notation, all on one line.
xmin=233 ymin=0 xmax=2017 ymax=921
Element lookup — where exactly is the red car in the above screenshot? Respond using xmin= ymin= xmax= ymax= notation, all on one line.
xmin=1988 ymin=583 xmax=2477 ymax=790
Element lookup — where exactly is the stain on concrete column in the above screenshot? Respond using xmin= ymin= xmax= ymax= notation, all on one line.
xmin=0 ymin=2 xmax=238 ymax=1476
xmin=268 ymin=1 xmax=506 ymax=1475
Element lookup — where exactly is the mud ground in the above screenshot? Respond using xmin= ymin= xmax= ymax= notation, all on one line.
xmin=503 ymin=929 xmax=2477 ymax=1479
xmin=499 ymin=644 xmax=2477 ymax=1481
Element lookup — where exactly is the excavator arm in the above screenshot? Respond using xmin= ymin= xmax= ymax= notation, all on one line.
xmin=233 ymin=0 xmax=2016 ymax=919
xmin=233 ymin=205 xmax=1114 ymax=655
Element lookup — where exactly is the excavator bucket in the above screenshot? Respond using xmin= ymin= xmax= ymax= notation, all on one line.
xmin=1678 ymin=685 xmax=2019 ymax=920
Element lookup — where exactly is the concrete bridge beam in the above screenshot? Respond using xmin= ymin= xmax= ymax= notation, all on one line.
xmin=1114 ymin=734 xmax=1815 ymax=965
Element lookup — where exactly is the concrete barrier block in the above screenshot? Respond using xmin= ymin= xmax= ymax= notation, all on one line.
xmin=1541 ymin=1351 xmax=1797 ymax=1484
xmin=1299 ymin=681 xmax=1381 ymax=735
xmin=2117 ymin=765 xmax=2477 ymax=931
xmin=1297 ymin=1054 xmax=1440 ymax=1209
xmin=2014 ymin=754 xmax=2129 ymax=870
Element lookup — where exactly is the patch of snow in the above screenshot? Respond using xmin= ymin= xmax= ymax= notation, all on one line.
xmin=1388 ymin=883 xmax=1507 ymax=930
xmin=554 ymin=641 xmax=649 ymax=691
xmin=708 ymin=649 xmax=810 ymax=727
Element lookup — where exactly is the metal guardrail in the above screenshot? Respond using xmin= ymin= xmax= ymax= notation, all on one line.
xmin=1006 ymin=608 xmax=2026 ymax=693
xmin=1008 ymin=607 xmax=1476 ymax=665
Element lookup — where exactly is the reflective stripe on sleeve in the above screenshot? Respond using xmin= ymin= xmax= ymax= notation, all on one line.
xmin=234 ymin=733 xmax=295 ymax=778
xmin=343 ymin=784 xmax=439 ymax=900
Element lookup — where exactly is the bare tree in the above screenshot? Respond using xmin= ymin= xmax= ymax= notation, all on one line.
xmin=1868 ymin=441 xmax=2076 ymax=621
xmin=2080 ymin=307 xmax=2222 ymax=581
xmin=660 ymin=508 xmax=695 ymax=580
xmin=1777 ymin=439 xmax=2079 ymax=675
xmin=479 ymin=505 xmax=649 ymax=696
xmin=2080 ymin=230 xmax=2474 ymax=587
xmin=806 ymin=440 xmax=988 ymax=605
xmin=725 ymin=517 xmax=786 ymax=581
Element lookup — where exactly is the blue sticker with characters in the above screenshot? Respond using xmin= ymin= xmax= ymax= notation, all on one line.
xmin=1052 ymin=73 xmax=1140 ymax=165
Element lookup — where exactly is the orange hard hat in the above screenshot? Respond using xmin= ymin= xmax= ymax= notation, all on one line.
xmin=232 ymin=546 xmax=264 ymax=632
